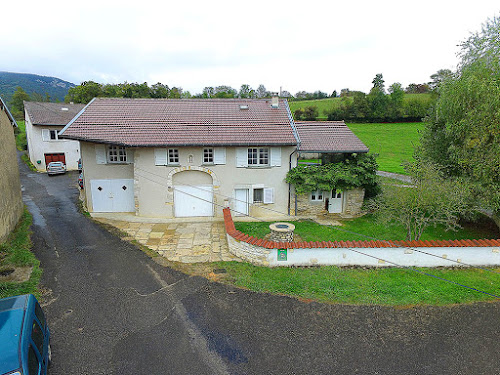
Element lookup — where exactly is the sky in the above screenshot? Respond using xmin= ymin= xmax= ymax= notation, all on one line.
xmin=1 ymin=0 xmax=499 ymax=95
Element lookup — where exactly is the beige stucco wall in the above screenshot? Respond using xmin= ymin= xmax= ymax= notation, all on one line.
xmin=0 ymin=109 xmax=23 ymax=242
xmin=134 ymin=146 xmax=297 ymax=218
xmin=80 ymin=142 xmax=134 ymax=212
xmin=25 ymin=110 xmax=81 ymax=171
xmin=81 ymin=142 xmax=297 ymax=218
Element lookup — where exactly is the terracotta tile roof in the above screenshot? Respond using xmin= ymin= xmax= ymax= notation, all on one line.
xmin=295 ymin=121 xmax=369 ymax=153
xmin=24 ymin=102 xmax=85 ymax=126
xmin=60 ymin=98 xmax=297 ymax=147
xmin=223 ymin=208 xmax=500 ymax=249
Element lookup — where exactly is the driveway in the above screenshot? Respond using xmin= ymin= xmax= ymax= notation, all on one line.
xmin=19 ymin=159 xmax=500 ymax=374
xmin=93 ymin=217 xmax=240 ymax=263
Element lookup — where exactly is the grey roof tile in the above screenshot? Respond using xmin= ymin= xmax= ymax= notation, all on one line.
xmin=295 ymin=121 xmax=369 ymax=153
xmin=61 ymin=98 xmax=297 ymax=146
xmin=24 ymin=102 xmax=85 ymax=126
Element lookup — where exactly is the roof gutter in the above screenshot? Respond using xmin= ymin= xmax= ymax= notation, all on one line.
xmin=59 ymin=97 xmax=96 ymax=137
xmin=0 ymin=96 xmax=18 ymax=128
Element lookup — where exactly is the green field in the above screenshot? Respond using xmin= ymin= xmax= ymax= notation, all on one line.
xmin=288 ymin=98 xmax=344 ymax=120
xmin=288 ymin=94 xmax=432 ymax=121
xmin=348 ymin=122 xmax=422 ymax=174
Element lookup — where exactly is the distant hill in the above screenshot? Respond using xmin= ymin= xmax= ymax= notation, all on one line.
xmin=0 ymin=71 xmax=76 ymax=104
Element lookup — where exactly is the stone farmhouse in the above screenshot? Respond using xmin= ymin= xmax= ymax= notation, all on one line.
xmin=59 ymin=97 xmax=368 ymax=219
xmin=24 ymin=101 xmax=85 ymax=172
xmin=0 ymin=97 xmax=23 ymax=241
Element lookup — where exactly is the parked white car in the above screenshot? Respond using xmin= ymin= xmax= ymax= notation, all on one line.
xmin=47 ymin=161 xmax=67 ymax=175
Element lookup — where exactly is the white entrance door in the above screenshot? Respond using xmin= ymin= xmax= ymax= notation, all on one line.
xmin=328 ymin=189 xmax=343 ymax=213
xmin=91 ymin=179 xmax=135 ymax=212
xmin=234 ymin=189 xmax=249 ymax=216
xmin=174 ymin=185 xmax=213 ymax=217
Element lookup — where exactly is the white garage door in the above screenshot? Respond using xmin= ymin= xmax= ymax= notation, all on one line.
xmin=174 ymin=185 xmax=213 ymax=217
xmin=91 ymin=179 xmax=135 ymax=213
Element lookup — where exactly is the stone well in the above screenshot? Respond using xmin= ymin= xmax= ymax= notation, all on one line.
xmin=269 ymin=222 xmax=295 ymax=242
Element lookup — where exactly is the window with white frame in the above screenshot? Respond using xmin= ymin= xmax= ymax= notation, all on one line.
xmin=253 ymin=187 xmax=274 ymax=204
xmin=50 ymin=130 xmax=58 ymax=140
xmin=203 ymin=148 xmax=214 ymax=164
xmin=107 ymin=146 xmax=127 ymax=163
xmin=253 ymin=188 xmax=264 ymax=203
xmin=168 ymin=149 xmax=179 ymax=164
xmin=310 ymin=190 xmax=324 ymax=201
xmin=248 ymin=148 xmax=269 ymax=166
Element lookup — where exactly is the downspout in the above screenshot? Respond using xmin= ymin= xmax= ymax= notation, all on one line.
xmin=285 ymin=99 xmax=300 ymax=216
xmin=288 ymin=149 xmax=297 ymax=215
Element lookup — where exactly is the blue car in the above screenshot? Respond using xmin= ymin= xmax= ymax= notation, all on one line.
xmin=0 ymin=294 xmax=51 ymax=375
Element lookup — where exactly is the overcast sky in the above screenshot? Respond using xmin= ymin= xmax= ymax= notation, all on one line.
xmin=2 ymin=0 xmax=498 ymax=95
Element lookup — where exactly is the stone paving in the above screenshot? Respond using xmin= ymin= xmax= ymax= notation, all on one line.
xmin=95 ymin=218 xmax=242 ymax=263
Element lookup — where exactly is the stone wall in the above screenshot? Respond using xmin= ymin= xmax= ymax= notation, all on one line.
xmin=0 ymin=103 xmax=23 ymax=242
xmin=223 ymin=208 xmax=500 ymax=267
xmin=296 ymin=188 xmax=365 ymax=218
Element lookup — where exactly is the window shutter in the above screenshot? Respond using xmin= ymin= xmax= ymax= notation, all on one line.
xmin=95 ymin=144 xmax=107 ymax=164
xmin=126 ymin=149 xmax=134 ymax=164
xmin=42 ymin=129 xmax=50 ymax=142
xmin=214 ymin=147 xmax=226 ymax=165
xmin=236 ymin=148 xmax=248 ymax=168
xmin=154 ymin=148 xmax=167 ymax=165
xmin=270 ymin=147 xmax=281 ymax=167
xmin=263 ymin=188 xmax=274 ymax=204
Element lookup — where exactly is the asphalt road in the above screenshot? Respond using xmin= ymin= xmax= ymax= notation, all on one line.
xmin=19 ymin=160 xmax=500 ymax=374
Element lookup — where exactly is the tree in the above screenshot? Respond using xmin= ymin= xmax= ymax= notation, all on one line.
xmin=10 ymin=86 xmax=30 ymax=119
xmin=239 ymin=84 xmax=252 ymax=98
xmin=428 ymin=69 xmax=453 ymax=92
xmin=331 ymin=90 xmax=337 ymax=98
xmin=371 ymin=163 xmax=472 ymax=241
xmin=388 ymin=83 xmax=405 ymax=120
xmin=371 ymin=73 xmax=385 ymax=94
xmin=367 ymin=74 xmax=389 ymax=120
xmin=256 ymin=84 xmax=268 ymax=98
xmin=169 ymin=87 xmax=183 ymax=98
xmin=214 ymin=85 xmax=237 ymax=98
xmin=418 ymin=15 xmax=500 ymax=214
xmin=202 ymin=87 xmax=215 ymax=98
xmin=150 ymin=83 xmax=169 ymax=98
xmin=65 ymin=81 xmax=102 ymax=103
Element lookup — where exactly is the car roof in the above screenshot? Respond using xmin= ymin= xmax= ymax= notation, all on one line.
xmin=0 ymin=295 xmax=31 ymax=373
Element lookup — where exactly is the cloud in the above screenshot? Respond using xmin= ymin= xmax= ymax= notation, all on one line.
xmin=1 ymin=0 xmax=499 ymax=94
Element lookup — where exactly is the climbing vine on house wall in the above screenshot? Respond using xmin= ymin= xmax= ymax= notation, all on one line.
xmin=286 ymin=154 xmax=379 ymax=197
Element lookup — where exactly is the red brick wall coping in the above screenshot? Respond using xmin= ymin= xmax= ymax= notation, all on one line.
xmin=223 ymin=208 xmax=500 ymax=249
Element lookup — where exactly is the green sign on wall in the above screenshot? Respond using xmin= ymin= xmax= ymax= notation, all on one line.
xmin=277 ymin=249 xmax=287 ymax=261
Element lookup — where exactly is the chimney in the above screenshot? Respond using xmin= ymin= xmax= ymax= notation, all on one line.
xmin=271 ymin=92 xmax=279 ymax=109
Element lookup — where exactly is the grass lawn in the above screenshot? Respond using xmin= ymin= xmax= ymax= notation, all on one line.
xmin=0 ymin=208 xmax=41 ymax=299
xmin=214 ymin=262 xmax=500 ymax=305
xmin=15 ymin=120 xmax=27 ymax=151
xmin=348 ymin=122 xmax=422 ymax=174
xmin=234 ymin=215 xmax=499 ymax=243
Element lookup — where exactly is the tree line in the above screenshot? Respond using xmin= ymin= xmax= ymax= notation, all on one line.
xmin=293 ymin=73 xmax=444 ymax=123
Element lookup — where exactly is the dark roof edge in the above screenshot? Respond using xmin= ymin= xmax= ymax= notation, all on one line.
xmin=298 ymin=149 xmax=369 ymax=153
xmin=285 ymin=99 xmax=300 ymax=148
xmin=59 ymin=136 xmax=297 ymax=148
xmin=59 ymin=98 xmax=96 ymax=136
xmin=0 ymin=96 xmax=18 ymax=127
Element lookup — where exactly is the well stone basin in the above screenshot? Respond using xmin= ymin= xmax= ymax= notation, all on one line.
xmin=269 ymin=222 xmax=295 ymax=242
